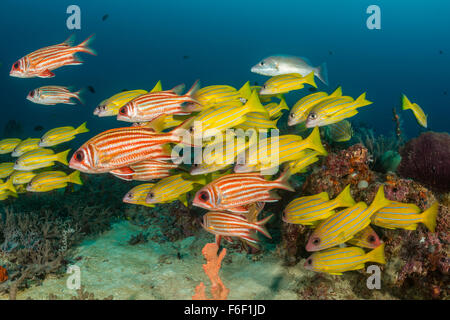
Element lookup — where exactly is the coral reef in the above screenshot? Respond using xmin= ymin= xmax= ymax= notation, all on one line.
xmin=192 ymin=243 xmax=229 ymax=300
xmin=48 ymin=285 xmax=113 ymax=300
xmin=0 ymin=266 xmax=7 ymax=282
xmin=128 ymin=232 xmax=149 ymax=245
xmin=398 ymin=131 xmax=450 ymax=192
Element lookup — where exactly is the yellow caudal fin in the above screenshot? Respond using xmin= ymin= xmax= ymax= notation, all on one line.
xmin=178 ymin=193 xmax=189 ymax=207
xmin=401 ymin=94 xmax=413 ymax=110
xmin=334 ymin=184 xmax=356 ymax=208
xmin=75 ymin=121 xmax=89 ymax=134
xmin=56 ymin=149 xmax=71 ymax=166
xmin=67 ymin=171 xmax=83 ymax=185
xmin=150 ymin=80 xmax=162 ymax=93
xmin=144 ymin=114 xmax=168 ymax=132
xmin=369 ymin=186 xmax=391 ymax=215
xmin=244 ymin=90 xmax=269 ymax=116
xmin=4 ymin=178 xmax=16 ymax=193
xmin=421 ymin=202 xmax=439 ymax=232
xmin=303 ymin=127 xmax=328 ymax=156
xmin=303 ymin=72 xmax=317 ymax=88
xmin=238 ymin=81 xmax=252 ymax=100
xmin=277 ymin=97 xmax=289 ymax=112
xmin=365 ymin=243 xmax=386 ymax=264
xmin=330 ymin=86 xmax=342 ymax=97
xmin=355 ymin=92 xmax=372 ymax=107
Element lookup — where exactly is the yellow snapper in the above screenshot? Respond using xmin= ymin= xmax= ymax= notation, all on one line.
xmin=306 ymin=186 xmax=390 ymax=251
xmin=0 ymin=162 xmax=15 ymax=179
xmin=347 ymin=225 xmax=382 ymax=249
xmin=0 ymin=189 xmax=18 ymax=201
xmin=0 ymin=138 xmax=22 ymax=154
xmin=401 ymin=94 xmax=427 ymax=128
xmin=236 ymin=112 xmax=280 ymax=130
xmin=123 ymin=183 xmax=155 ymax=207
xmin=251 ymin=85 xmax=284 ymax=103
xmin=305 ymin=93 xmax=372 ymax=128
xmin=283 ymin=185 xmax=356 ymax=226
xmin=371 ymin=201 xmax=439 ymax=232
xmin=286 ymin=149 xmax=320 ymax=174
xmin=234 ymin=127 xmax=327 ymax=173
xmin=264 ymin=97 xmax=289 ymax=119
xmin=259 ymin=72 xmax=317 ymax=95
xmin=182 ymin=90 xmax=269 ymax=139
xmin=11 ymin=138 xmax=41 ymax=157
xmin=9 ymin=170 xmax=37 ymax=185
xmin=14 ymin=148 xmax=70 ymax=171
xmin=288 ymin=86 xmax=342 ymax=126
xmin=0 ymin=178 xmax=16 ymax=194
xmin=145 ymin=174 xmax=206 ymax=206
xmin=327 ymin=120 xmax=353 ymax=142
xmin=201 ymin=131 xmax=248 ymax=166
xmin=304 ymin=243 xmax=386 ymax=275
xmin=191 ymin=81 xmax=252 ymax=108
xmin=27 ymin=170 xmax=82 ymax=192
xmin=93 ymin=81 xmax=161 ymax=117
xmin=39 ymin=122 xmax=89 ymax=147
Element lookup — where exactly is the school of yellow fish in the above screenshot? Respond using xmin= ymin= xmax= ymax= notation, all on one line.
xmin=5 ymin=35 xmax=437 ymax=276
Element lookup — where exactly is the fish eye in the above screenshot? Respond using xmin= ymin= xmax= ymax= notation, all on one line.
xmin=13 ymin=62 xmax=19 ymax=69
xmin=368 ymin=235 xmax=376 ymax=243
xmin=306 ymin=258 xmax=312 ymax=265
xmin=74 ymin=151 xmax=84 ymax=162
xmin=262 ymin=85 xmax=266 ymax=89
xmin=189 ymin=126 xmax=195 ymax=133
xmin=260 ymin=61 xmax=264 ymax=66
xmin=147 ymin=192 xmax=154 ymax=199
xmin=119 ymin=107 xmax=127 ymax=115
xmin=192 ymin=164 xmax=198 ymax=168
xmin=29 ymin=91 xmax=35 ymax=98
xmin=312 ymin=238 xmax=320 ymax=245
xmin=309 ymin=113 xmax=317 ymax=120
xmin=289 ymin=113 xmax=294 ymax=118
xmin=199 ymin=191 xmax=209 ymax=202
xmin=127 ymin=192 xmax=133 ymax=198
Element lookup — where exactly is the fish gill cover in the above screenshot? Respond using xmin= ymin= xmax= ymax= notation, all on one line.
xmin=0 ymin=0 xmax=448 ymax=302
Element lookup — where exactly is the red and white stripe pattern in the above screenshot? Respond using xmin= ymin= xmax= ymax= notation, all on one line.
xmin=10 ymin=34 xmax=96 ymax=78
xmin=109 ymin=159 xmax=178 ymax=181
xmin=27 ymin=86 xmax=82 ymax=105
xmin=117 ymin=81 xmax=201 ymax=122
xmin=202 ymin=211 xmax=272 ymax=244
xmin=193 ymin=171 xmax=294 ymax=213
xmin=69 ymin=126 xmax=181 ymax=173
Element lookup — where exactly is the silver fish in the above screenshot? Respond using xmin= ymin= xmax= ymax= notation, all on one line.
xmin=251 ymin=55 xmax=328 ymax=85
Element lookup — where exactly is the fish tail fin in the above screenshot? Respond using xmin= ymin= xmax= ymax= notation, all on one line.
xmin=56 ymin=149 xmax=71 ymax=166
xmin=355 ymin=92 xmax=372 ymax=107
xmin=274 ymin=168 xmax=295 ymax=192
xmin=316 ymin=62 xmax=328 ymax=85
xmin=421 ymin=202 xmax=439 ymax=232
xmin=278 ymin=97 xmax=289 ymax=111
xmin=245 ymin=90 xmax=269 ymax=116
xmin=330 ymin=86 xmax=342 ymax=97
xmin=401 ymin=94 xmax=413 ymax=110
xmin=370 ymin=186 xmax=391 ymax=214
xmin=303 ymin=127 xmax=328 ymax=155
xmin=73 ymin=88 xmax=86 ymax=105
xmin=304 ymin=71 xmax=318 ymax=88
xmin=186 ymin=79 xmax=201 ymax=97
xmin=256 ymin=214 xmax=273 ymax=239
xmin=67 ymin=171 xmax=83 ymax=185
xmin=238 ymin=81 xmax=252 ymax=100
xmin=77 ymin=34 xmax=97 ymax=56
xmin=365 ymin=243 xmax=386 ymax=264
xmin=150 ymin=80 xmax=162 ymax=93
xmin=4 ymin=178 xmax=16 ymax=194
xmin=334 ymin=184 xmax=356 ymax=208
xmin=75 ymin=122 xmax=89 ymax=134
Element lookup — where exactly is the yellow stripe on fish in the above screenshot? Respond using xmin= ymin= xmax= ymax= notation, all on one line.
xmin=251 ymin=85 xmax=285 ymax=103
xmin=0 ymin=162 xmax=15 ymax=179
xmin=371 ymin=201 xmax=439 ymax=232
xmin=192 ymin=81 xmax=252 ymax=108
xmin=27 ymin=170 xmax=82 ymax=192
xmin=259 ymin=72 xmax=317 ymax=95
xmin=288 ymin=86 xmax=343 ymax=126
xmin=145 ymin=174 xmax=206 ymax=206
xmin=306 ymin=93 xmax=372 ymax=128
xmin=304 ymin=243 xmax=386 ymax=275
xmin=236 ymin=112 xmax=280 ymax=130
xmin=93 ymin=87 xmax=151 ymax=117
xmin=0 ymin=190 xmax=18 ymax=201
xmin=9 ymin=170 xmax=37 ymax=185
xmin=283 ymin=185 xmax=356 ymax=225
xmin=402 ymin=94 xmax=427 ymax=128
xmin=264 ymin=97 xmax=289 ymax=119
xmin=39 ymin=122 xmax=89 ymax=147
xmin=14 ymin=148 xmax=70 ymax=171
xmin=0 ymin=138 xmax=22 ymax=154
xmin=0 ymin=178 xmax=16 ymax=194
xmin=327 ymin=120 xmax=353 ymax=142
xmin=123 ymin=183 xmax=156 ymax=207
xmin=286 ymin=150 xmax=320 ymax=174
xmin=12 ymin=138 xmax=41 ymax=157
xmin=306 ymin=186 xmax=390 ymax=251
xmin=347 ymin=225 xmax=382 ymax=249
xmin=134 ymin=114 xmax=185 ymax=132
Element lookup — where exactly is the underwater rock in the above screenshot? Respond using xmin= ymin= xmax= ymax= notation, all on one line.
xmin=398 ymin=132 xmax=450 ymax=192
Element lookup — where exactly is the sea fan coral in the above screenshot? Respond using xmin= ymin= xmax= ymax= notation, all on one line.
xmin=398 ymin=132 xmax=450 ymax=192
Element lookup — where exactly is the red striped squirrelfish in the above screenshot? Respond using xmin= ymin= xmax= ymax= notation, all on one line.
xmin=69 ymin=126 xmax=182 ymax=173
xmin=193 ymin=170 xmax=294 ymax=213
xmin=10 ymin=34 xmax=96 ymax=78
xmin=202 ymin=211 xmax=273 ymax=246
xmin=117 ymin=80 xmax=202 ymax=122
xmin=109 ymin=159 xmax=178 ymax=181
xmin=27 ymin=86 xmax=84 ymax=105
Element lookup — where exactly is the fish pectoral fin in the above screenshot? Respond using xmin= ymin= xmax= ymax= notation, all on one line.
xmin=37 ymin=69 xmax=55 ymax=78
xmin=178 ymin=193 xmax=188 ymax=207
